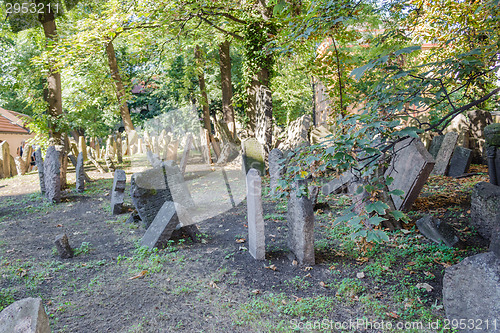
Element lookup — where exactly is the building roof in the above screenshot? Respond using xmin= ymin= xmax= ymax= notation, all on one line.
xmin=0 ymin=107 xmax=31 ymax=134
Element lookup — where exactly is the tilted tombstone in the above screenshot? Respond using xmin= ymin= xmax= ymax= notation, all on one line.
xmin=54 ymin=233 xmax=74 ymax=259
xmin=268 ymin=148 xmax=284 ymax=195
xmin=278 ymin=114 xmax=312 ymax=151
xmin=385 ymin=137 xmax=435 ymax=211
xmin=447 ymin=146 xmax=472 ymax=177
xmin=287 ymin=180 xmax=315 ymax=265
xmin=166 ymin=140 xmax=179 ymax=161
xmin=321 ymin=171 xmax=355 ymax=195
xmin=0 ymin=297 xmax=51 ymax=333
xmin=246 ymin=169 xmax=265 ymax=260
xmin=44 ymin=146 xmax=61 ymax=203
xmin=75 ymin=152 xmax=85 ymax=192
xmin=428 ymin=135 xmax=444 ymax=159
xmin=9 ymin=155 xmax=16 ymax=177
xmin=116 ymin=134 xmax=123 ymax=163
xmin=242 ymin=137 xmax=266 ymax=175
xmin=180 ymin=134 xmax=193 ymax=174
xmin=0 ymin=141 xmax=11 ymax=178
xmin=35 ymin=148 xmax=45 ymax=194
xmin=111 ymin=169 xmax=126 ymax=214
xmin=416 ymin=215 xmax=460 ymax=248
xmin=468 ymin=109 xmax=493 ymax=164
xmin=432 ymin=132 xmax=459 ymax=175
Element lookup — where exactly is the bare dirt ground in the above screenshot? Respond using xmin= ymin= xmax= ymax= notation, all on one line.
xmin=0 ymin=160 xmax=490 ymax=332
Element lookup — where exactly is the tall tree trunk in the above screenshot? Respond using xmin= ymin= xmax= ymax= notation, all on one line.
xmin=38 ymin=7 xmax=63 ymax=145
xmin=106 ymin=40 xmax=134 ymax=133
xmin=219 ymin=40 xmax=236 ymax=138
xmin=195 ymin=45 xmax=220 ymax=158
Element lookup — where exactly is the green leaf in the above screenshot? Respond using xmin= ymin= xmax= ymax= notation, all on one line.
xmin=350 ymin=62 xmax=376 ymax=81
xmin=390 ymin=211 xmax=409 ymax=222
xmin=394 ymin=46 xmax=421 ymax=56
xmin=388 ymin=189 xmax=404 ymax=196
xmin=365 ymin=201 xmax=389 ymax=215
xmin=367 ymin=215 xmax=387 ymax=226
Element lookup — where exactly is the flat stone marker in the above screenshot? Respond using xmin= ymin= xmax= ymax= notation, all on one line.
xmin=111 ymin=169 xmax=126 ymax=215
xmin=35 ymin=148 xmax=45 ymax=194
xmin=447 ymin=146 xmax=472 ymax=177
xmin=43 ymin=146 xmax=61 ymax=203
xmin=470 ymin=182 xmax=500 ymax=241
xmin=287 ymin=181 xmax=315 ymax=265
xmin=443 ymin=252 xmax=500 ymax=332
xmin=54 ymin=234 xmax=74 ymax=259
xmin=140 ymin=201 xmax=180 ymax=249
xmin=428 ymin=135 xmax=444 ymax=159
xmin=76 ymin=152 xmax=85 ymax=192
xmin=268 ymin=148 xmax=284 ymax=195
xmin=0 ymin=297 xmax=50 ymax=333
xmin=385 ymin=137 xmax=435 ymax=211
xmin=246 ymin=169 xmax=265 ymax=260
xmin=416 ymin=215 xmax=460 ymax=247
xmin=242 ymin=137 xmax=265 ymax=175
xmin=432 ymin=132 xmax=459 ymax=175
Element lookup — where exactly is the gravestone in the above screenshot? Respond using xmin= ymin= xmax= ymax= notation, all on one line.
xmin=0 ymin=157 xmax=3 ymax=179
xmin=268 ymin=148 xmax=284 ymax=195
xmin=35 ymin=148 xmax=45 ymax=194
xmin=128 ymin=130 xmax=138 ymax=154
xmin=105 ymin=154 xmax=115 ymax=173
xmin=44 ymin=146 xmax=61 ymax=203
xmin=287 ymin=180 xmax=315 ymax=265
xmin=146 ymin=150 xmax=162 ymax=168
xmin=385 ymin=137 xmax=435 ymax=211
xmin=0 ymin=141 xmax=11 ymax=178
xmin=242 ymin=138 xmax=265 ymax=175
xmin=310 ymin=125 xmax=332 ymax=144
xmin=166 ymin=140 xmax=179 ymax=161
xmin=116 ymin=134 xmax=123 ymax=163
xmin=216 ymin=142 xmax=239 ymax=165
xmin=321 ymin=171 xmax=355 ymax=195
xmin=416 ymin=215 xmax=460 ymax=247
xmin=468 ymin=109 xmax=493 ymax=163
xmin=9 ymin=154 xmax=16 ymax=177
xmin=54 ymin=145 xmax=67 ymax=190
xmin=200 ymin=128 xmax=212 ymax=164
xmin=246 ymin=169 xmax=265 ymax=260
xmin=447 ymin=146 xmax=472 ymax=177
xmin=54 ymin=234 xmax=74 ymax=259
xmin=432 ymin=132 xmax=459 ymax=175
xmin=137 ymin=138 xmax=144 ymax=154
xmin=180 ymin=134 xmax=193 ymax=174
xmin=0 ymin=297 xmax=50 ymax=333
xmin=278 ymin=114 xmax=312 ymax=151
xmin=443 ymin=252 xmax=500 ymax=332
xmin=76 ymin=152 xmax=85 ymax=193
xmin=470 ymin=182 xmax=500 ymax=241
xmin=111 ymin=169 xmax=126 ymax=215
xmin=308 ymin=185 xmax=320 ymax=208
xmin=428 ymin=135 xmax=444 ymax=159
xmin=140 ymin=201 xmax=179 ymax=249
xmin=489 ymin=225 xmax=500 ymax=258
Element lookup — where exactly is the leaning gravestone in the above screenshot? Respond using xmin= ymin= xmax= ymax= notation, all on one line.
xmin=432 ymin=132 xmax=459 ymax=175
xmin=447 ymin=146 xmax=472 ymax=177
xmin=76 ymin=152 xmax=85 ymax=193
xmin=44 ymin=146 xmax=61 ymax=203
xmin=385 ymin=137 xmax=435 ymax=211
xmin=0 ymin=297 xmax=50 ymax=333
xmin=321 ymin=171 xmax=356 ymax=195
xmin=242 ymin=138 xmax=266 ymax=175
xmin=278 ymin=114 xmax=312 ymax=151
xmin=35 ymin=148 xmax=45 ymax=194
xmin=470 ymin=182 xmax=500 ymax=241
xmin=416 ymin=215 xmax=460 ymax=247
xmin=246 ymin=169 xmax=265 ymax=260
xmin=268 ymin=148 xmax=284 ymax=195
xmin=111 ymin=169 xmax=126 ymax=215
xmin=141 ymin=201 xmax=179 ymax=249
xmin=428 ymin=135 xmax=444 ymax=159
xmin=443 ymin=252 xmax=500 ymax=332
xmin=0 ymin=141 xmax=11 ymax=178
xmin=287 ymin=180 xmax=315 ymax=265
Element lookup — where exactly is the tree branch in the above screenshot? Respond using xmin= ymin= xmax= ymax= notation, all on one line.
xmin=198 ymin=16 xmax=243 ymax=40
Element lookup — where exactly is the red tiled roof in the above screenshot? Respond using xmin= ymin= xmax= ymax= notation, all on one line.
xmin=0 ymin=108 xmax=30 ymax=134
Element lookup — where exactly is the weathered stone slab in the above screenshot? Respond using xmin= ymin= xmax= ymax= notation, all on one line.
xmin=287 ymin=180 xmax=315 ymax=265
xmin=0 ymin=297 xmax=50 ymax=333
xmin=166 ymin=140 xmax=179 ymax=161
xmin=116 ymin=134 xmax=123 ymax=163
xmin=278 ymin=114 xmax=312 ymax=151
xmin=140 ymin=201 xmax=179 ymax=249
xmin=35 ymin=148 xmax=45 ymax=194
xmin=447 ymin=146 xmax=472 ymax=177
xmin=111 ymin=169 xmax=126 ymax=215
xmin=242 ymin=137 xmax=265 ymax=175
xmin=428 ymin=135 xmax=444 ymax=159
xmin=246 ymin=169 xmax=265 ymax=260
xmin=385 ymin=137 xmax=435 ymax=211
xmin=268 ymin=148 xmax=284 ymax=195
xmin=43 ymin=146 xmax=61 ymax=203
xmin=470 ymin=182 xmax=500 ymax=240
xmin=443 ymin=252 xmax=500 ymax=332
xmin=310 ymin=125 xmax=332 ymax=144
xmin=54 ymin=234 xmax=74 ymax=259
xmin=432 ymin=132 xmax=459 ymax=175
xmin=321 ymin=171 xmax=355 ymax=195
xmin=308 ymin=185 xmax=320 ymax=208
xmin=0 ymin=141 xmax=11 ymax=178
xmin=76 ymin=152 xmax=85 ymax=193
xmin=180 ymin=134 xmax=193 ymax=174
xmin=489 ymin=225 xmax=500 ymax=258
xmin=216 ymin=142 xmax=239 ymax=165
xmin=416 ymin=215 xmax=460 ymax=247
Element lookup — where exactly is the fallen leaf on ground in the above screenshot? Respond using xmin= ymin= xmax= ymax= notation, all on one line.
xmin=356 ymin=257 xmax=369 ymax=264
xmin=401 ymin=229 xmax=411 ymax=234
xmin=129 ymin=270 xmax=148 ymax=280
xmin=281 ymin=300 xmax=287 ymax=305
xmin=56 ymin=224 xmax=63 ymax=227
xmin=269 ymin=234 xmax=276 ymax=238
xmin=304 ymin=273 xmax=312 ymax=278
xmin=416 ymin=282 xmax=434 ymax=292
xmin=252 ymin=289 xmax=261 ymax=295
xmin=235 ymin=238 xmax=245 ymax=243
xmin=209 ymin=281 xmax=219 ymax=289
xmin=319 ymin=281 xmax=328 ymax=288
xmin=424 ymin=271 xmax=435 ymax=278
xmin=265 ymin=264 xmax=277 ymax=271
xmin=386 ymin=312 xmax=399 ymax=319
xmin=292 ymin=260 xmax=298 ymax=266
xmin=356 ymin=272 xmax=365 ymax=279
xmin=304 ymin=266 xmax=313 ymax=271
xmin=407 ymin=261 xmax=416 ymax=266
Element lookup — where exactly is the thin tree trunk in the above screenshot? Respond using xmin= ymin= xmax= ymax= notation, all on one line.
xmin=219 ymin=40 xmax=236 ymax=138
xmin=106 ymin=40 xmax=134 ymax=133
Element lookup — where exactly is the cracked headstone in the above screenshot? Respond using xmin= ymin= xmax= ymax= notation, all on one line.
xmin=76 ymin=152 xmax=85 ymax=193
xmin=443 ymin=252 xmax=500 ymax=332
xmin=246 ymin=169 xmax=265 ymax=260
xmin=54 ymin=234 xmax=74 ymax=259
xmin=432 ymin=132 xmax=459 ymax=175
xmin=0 ymin=297 xmax=50 ymax=333
xmin=268 ymin=148 xmax=284 ymax=195
xmin=416 ymin=215 xmax=460 ymax=247
xmin=287 ymin=180 xmax=315 ymax=265
xmin=111 ymin=169 xmax=126 ymax=215
xmin=43 ymin=146 xmax=61 ymax=203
